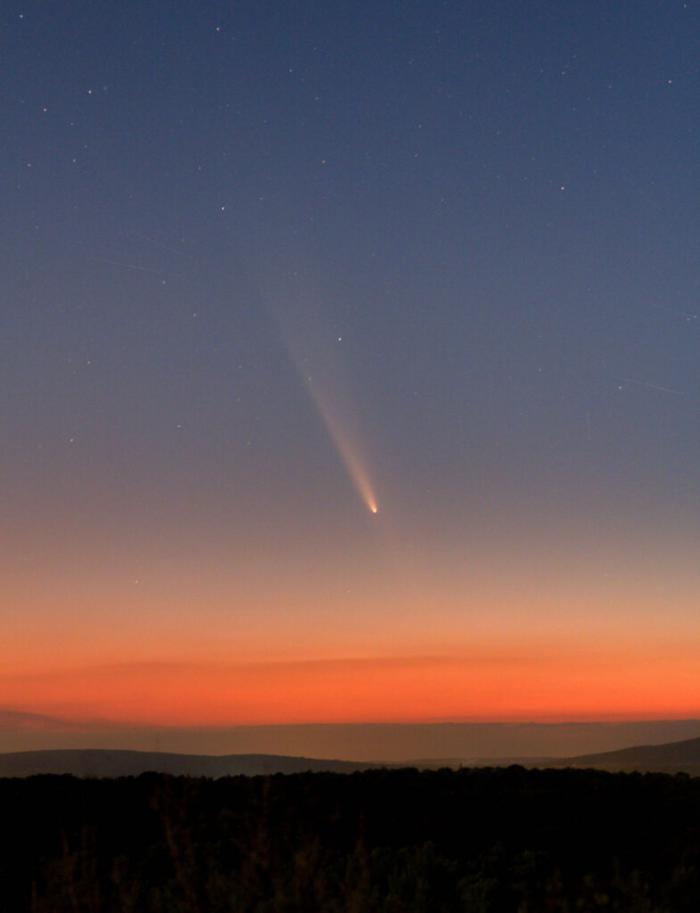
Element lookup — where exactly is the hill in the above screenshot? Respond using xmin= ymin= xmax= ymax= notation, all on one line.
xmin=5 ymin=732 xmax=700 ymax=779
xmin=0 ymin=748 xmax=367 ymax=778
xmin=562 ymin=734 xmax=700 ymax=774
xmin=472 ymin=734 xmax=700 ymax=775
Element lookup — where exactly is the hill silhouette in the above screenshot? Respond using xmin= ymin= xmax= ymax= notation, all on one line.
xmin=475 ymin=734 xmax=700 ymax=774
xmin=561 ymin=734 xmax=700 ymax=774
xmin=4 ymin=732 xmax=700 ymax=778
xmin=0 ymin=748 xmax=367 ymax=778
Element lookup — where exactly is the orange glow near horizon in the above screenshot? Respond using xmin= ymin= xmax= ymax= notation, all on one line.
xmin=4 ymin=641 xmax=700 ymax=727
xmin=4 ymin=486 xmax=700 ymax=727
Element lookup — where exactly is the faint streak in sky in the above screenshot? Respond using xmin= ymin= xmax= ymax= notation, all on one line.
xmin=129 ymin=232 xmax=195 ymax=260
xmin=618 ymin=378 xmax=685 ymax=396
xmin=94 ymin=257 xmax=182 ymax=278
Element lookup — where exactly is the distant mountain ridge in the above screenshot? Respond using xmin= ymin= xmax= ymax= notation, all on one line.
xmin=474 ymin=735 xmax=700 ymax=775
xmin=4 ymin=733 xmax=700 ymax=779
xmin=560 ymin=734 xmax=700 ymax=774
xmin=0 ymin=749 xmax=368 ymax=778
xmin=4 ymin=714 xmax=700 ymax=760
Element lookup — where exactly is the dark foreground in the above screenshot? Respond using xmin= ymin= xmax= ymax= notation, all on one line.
xmin=2 ymin=767 xmax=699 ymax=913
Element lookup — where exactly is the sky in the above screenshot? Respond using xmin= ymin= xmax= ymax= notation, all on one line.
xmin=2 ymin=0 xmax=700 ymax=737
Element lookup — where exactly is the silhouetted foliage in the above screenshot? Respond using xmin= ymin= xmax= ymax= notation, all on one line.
xmin=1 ymin=766 xmax=699 ymax=912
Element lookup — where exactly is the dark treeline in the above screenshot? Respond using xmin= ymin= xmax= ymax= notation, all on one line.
xmin=1 ymin=766 xmax=700 ymax=912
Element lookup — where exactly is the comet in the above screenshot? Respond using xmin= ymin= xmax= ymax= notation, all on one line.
xmin=264 ymin=266 xmax=379 ymax=515
xmin=302 ymin=373 xmax=379 ymax=516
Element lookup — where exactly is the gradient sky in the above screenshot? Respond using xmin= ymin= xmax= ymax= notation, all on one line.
xmin=3 ymin=0 xmax=700 ymax=729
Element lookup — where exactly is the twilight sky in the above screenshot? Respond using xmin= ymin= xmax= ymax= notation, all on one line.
xmin=3 ymin=0 xmax=700 ymax=728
